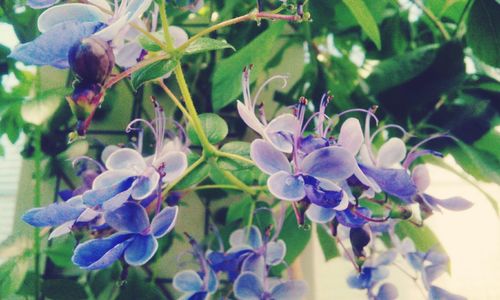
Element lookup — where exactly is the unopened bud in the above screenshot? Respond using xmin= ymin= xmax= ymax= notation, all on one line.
xmin=350 ymin=227 xmax=371 ymax=258
xmin=68 ymin=37 xmax=115 ymax=84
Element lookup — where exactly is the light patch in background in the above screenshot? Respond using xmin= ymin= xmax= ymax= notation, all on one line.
xmin=310 ymin=159 xmax=500 ymax=299
xmin=0 ymin=22 xmax=19 ymax=49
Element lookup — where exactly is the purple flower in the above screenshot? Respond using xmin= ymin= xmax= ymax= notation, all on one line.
xmin=72 ymin=202 xmax=178 ymax=269
xmin=347 ymin=250 xmax=396 ymax=290
xmin=173 ymin=268 xmax=218 ymax=300
xmin=251 ymin=139 xmax=355 ymax=209
xmin=234 ymin=271 xmax=307 ymax=300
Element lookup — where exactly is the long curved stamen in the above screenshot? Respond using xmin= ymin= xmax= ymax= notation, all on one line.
xmin=369 ymin=124 xmax=409 ymax=145
xmin=336 ymin=108 xmax=380 ymax=123
xmin=302 ymin=111 xmax=330 ymax=136
xmin=126 ymin=119 xmax=159 ymax=142
xmin=402 ymin=149 xmax=443 ymax=169
xmin=151 ymin=3 xmax=159 ymax=31
xmin=253 ymin=74 xmax=288 ymax=107
xmin=316 ymin=93 xmax=331 ymax=137
xmin=152 ymin=99 xmax=166 ymax=161
xmin=72 ymin=156 xmax=106 ymax=172
xmin=408 ymin=133 xmax=456 ymax=155
xmin=364 ymin=105 xmax=378 ymax=164
xmin=242 ymin=65 xmax=253 ymax=108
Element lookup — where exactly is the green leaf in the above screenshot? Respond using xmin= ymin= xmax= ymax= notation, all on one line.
xmin=226 ymin=196 xmax=253 ymax=224
xmin=316 ymin=225 xmax=340 ymax=261
xmin=450 ymin=140 xmax=500 ymax=185
xmin=45 ymin=236 xmax=76 ymax=268
xmin=187 ymin=113 xmax=228 ymax=145
xmin=185 ymin=37 xmax=235 ymax=55
xmin=116 ymin=269 xmax=166 ymax=300
xmin=211 ymin=22 xmax=285 ymax=110
xmin=131 ymin=59 xmax=177 ymax=90
xmin=89 ymin=264 xmax=121 ymax=299
xmin=466 ymin=0 xmax=500 ymax=67
xmin=42 ymin=279 xmax=87 ymax=300
xmin=138 ymin=31 xmax=164 ymax=52
xmin=342 ymin=0 xmax=381 ymax=49
xmin=0 ymin=258 xmax=30 ymax=298
xmin=272 ymin=207 xmax=312 ymax=274
xmin=174 ymin=153 xmax=210 ymax=190
xmin=394 ymin=221 xmax=443 ymax=253
xmin=218 ymin=141 xmax=253 ymax=170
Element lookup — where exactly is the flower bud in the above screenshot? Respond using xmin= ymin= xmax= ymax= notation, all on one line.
xmin=66 ymin=82 xmax=103 ymax=138
xmin=68 ymin=37 xmax=115 ymax=84
xmin=349 ymin=227 xmax=371 ymax=258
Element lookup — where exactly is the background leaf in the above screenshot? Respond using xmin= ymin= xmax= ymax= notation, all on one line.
xmin=466 ymin=0 xmax=500 ymax=67
xmin=342 ymin=0 xmax=382 ymax=49
xmin=131 ymin=59 xmax=177 ymax=90
xmin=187 ymin=113 xmax=228 ymax=145
xmin=316 ymin=225 xmax=340 ymax=261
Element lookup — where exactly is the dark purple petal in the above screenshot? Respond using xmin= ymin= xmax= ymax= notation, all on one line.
xmin=359 ymin=165 xmax=417 ymax=203
xmin=303 ymin=176 xmax=343 ymax=208
xmin=250 ymin=139 xmax=290 ymax=175
xmin=22 ymin=199 xmax=85 ymax=227
xmin=72 ymin=233 xmax=133 ymax=270
xmin=207 ymin=251 xmax=249 ymax=281
xmin=376 ymin=283 xmax=398 ymax=300
xmin=151 ymin=206 xmax=178 ymax=238
xmin=83 ymin=176 xmax=136 ymax=207
xmin=305 ymin=204 xmax=336 ymax=223
xmin=173 ymin=270 xmax=204 ymax=293
xmin=9 ymin=21 xmax=103 ymax=68
xmin=300 ymin=135 xmax=329 ymax=155
xmin=234 ymin=272 xmax=264 ymax=300
xmin=270 ymin=280 xmax=308 ymax=300
xmin=104 ymin=202 xmax=150 ymax=233
xmin=124 ymin=234 xmax=158 ymax=266
xmin=429 ymin=286 xmax=466 ymax=300
xmin=335 ymin=207 xmax=371 ymax=228
xmin=302 ymin=146 xmax=356 ymax=181
xmin=267 ymin=171 xmax=305 ymax=201
xmin=347 ymin=267 xmax=387 ymax=289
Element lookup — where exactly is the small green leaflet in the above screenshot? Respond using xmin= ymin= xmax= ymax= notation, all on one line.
xmin=131 ymin=59 xmax=177 ymax=90
xmin=187 ymin=113 xmax=228 ymax=145
xmin=184 ymin=38 xmax=235 ymax=55
xmin=342 ymin=0 xmax=382 ymax=49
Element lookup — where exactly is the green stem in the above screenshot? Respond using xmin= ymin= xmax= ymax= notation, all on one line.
xmin=207 ymin=159 xmax=257 ymax=195
xmin=162 ymin=154 xmax=206 ymax=196
xmin=33 ymin=125 xmax=42 ymax=300
xmin=410 ymin=0 xmax=450 ymax=40
xmin=186 ymin=184 xmax=265 ymax=192
xmin=215 ymin=150 xmax=255 ymax=166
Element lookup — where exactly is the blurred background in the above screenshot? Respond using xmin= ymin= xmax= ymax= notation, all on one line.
xmin=0 ymin=0 xmax=499 ymax=299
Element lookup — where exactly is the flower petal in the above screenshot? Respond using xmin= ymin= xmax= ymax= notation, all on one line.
xmin=173 ymin=270 xmax=203 ymax=293
xmin=302 ymin=146 xmax=356 ymax=181
xmin=229 ymin=226 xmax=263 ymax=249
xmin=155 ymin=151 xmax=188 ymax=182
xmin=9 ymin=21 xmax=103 ymax=68
xmin=87 ymin=0 xmax=112 ymax=11
xmin=423 ymin=264 xmax=446 ymax=288
xmin=169 ymin=26 xmax=189 ymax=48
xmin=104 ymin=202 xmax=150 ymax=233
xmin=131 ymin=172 xmax=159 ymax=200
xmin=94 ymin=13 xmax=129 ymax=41
xmin=237 ymin=101 xmax=265 ymax=136
xmin=105 ymin=148 xmax=146 ymax=172
xmin=268 ymin=171 xmax=305 ymax=201
xmin=432 ymin=196 xmax=473 ymax=211
xmin=263 ymin=113 xmax=299 ymax=153
xmin=250 ymin=139 xmax=290 ymax=175
xmin=270 ymin=280 xmax=308 ymax=300
xmin=412 ymin=164 xmax=430 ymax=192
xmin=304 ymin=176 xmax=343 ymax=208
xmin=360 ymin=165 xmax=417 ymax=203
xmin=37 ymin=3 xmax=107 ymax=32
xmin=125 ymin=0 xmax=153 ymax=21
xmin=114 ymin=41 xmax=144 ymax=68
xmin=48 ymin=220 xmax=75 ymax=239
xmin=206 ymin=268 xmax=218 ymax=293
xmin=151 ymin=206 xmax=178 ymax=238
xmin=300 ymin=135 xmax=329 ymax=155
xmin=353 ymin=163 xmax=381 ymax=192
xmin=124 ymin=234 xmax=158 ymax=266
xmin=338 ymin=118 xmax=363 ymax=155
xmin=241 ymin=254 xmax=266 ymax=279
xmin=234 ymin=272 xmax=264 ymax=300
xmin=22 ymin=199 xmax=85 ymax=227
xmin=429 ymin=286 xmax=466 ymax=300
xmin=376 ymin=283 xmax=398 ymax=300
xmin=72 ymin=233 xmax=133 ymax=270
xmin=28 ymin=0 xmax=58 ymax=9
xmin=335 ymin=207 xmax=370 ymax=228
xmin=305 ymin=204 xmax=336 ymax=223
xmin=92 ymin=169 xmax=137 ymax=189
xmin=265 ymin=240 xmax=286 ymax=266
xmin=83 ymin=176 xmax=135 ymax=206
xmin=376 ymin=138 xmax=407 ymax=168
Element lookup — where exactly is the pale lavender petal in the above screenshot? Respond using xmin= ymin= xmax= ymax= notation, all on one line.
xmin=124 ymin=234 xmax=158 ymax=266
xmin=114 ymin=41 xmax=144 ymax=68
xmin=412 ymin=164 xmax=430 ymax=192
xmin=338 ymin=118 xmax=363 ymax=155
xmin=83 ymin=177 xmax=135 ymax=207
xmin=151 ymin=206 xmax=178 ymax=238
xmin=241 ymin=254 xmax=266 ymax=279
xmin=250 ymin=139 xmax=290 ymax=175
xmin=263 ymin=113 xmax=299 ymax=153
xmin=92 ymin=169 xmax=137 ymax=189
xmin=270 ymin=280 xmax=308 ymax=300
xmin=360 ymin=165 xmax=417 ymax=203
xmin=28 ymin=0 xmax=58 ymax=9
xmin=22 ymin=201 xmax=85 ymax=227
xmin=305 ymin=204 xmax=335 ymax=223
xmin=207 ymin=268 xmax=218 ymax=293
xmin=373 ymin=250 xmax=397 ymax=266
xmin=234 ymin=272 xmax=264 ymax=300
xmin=76 ymin=208 xmax=100 ymax=223
xmin=37 ymin=3 xmax=107 ymax=32
xmin=105 ymin=148 xmax=146 ymax=172
xmin=170 ymin=26 xmax=189 ymax=48
xmin=229 ymin=226 xmax=263 ymax=249
xmin=353 ymin=164 xmax=381 ymax=192
xmin=237 ymin=101 xmax=265 ymax=136
xmin=131 ymin=172 xmax=159 ymax=200
xmin=376 ymin=138 xmax=407 ymax=168
xmin=154 ymin=151 xmax=188 ymax=182
xmin=125 ymin=0 xmax=153 ymax=21
xmin=48 ymin=220 xmax=74 ymax=239
xmin=433 ymin=196 xmax=473 ymax=211
xmin=101 ymin=145 xmax=121 ymax=163
xmin=426 ymin=250 xmax=449 ymax=265
xmin=376 ymin=283 xmax=398 ymax=300
xmin=72 ymin=233 xmax=133 ymax=270
xmin=302 ymin=146 xmax=356 ymax=181
xmin=429 ymin=286 xmax=466 ymax=300
xmin=104 ymin=202 xmax=150 ymax=233
xmin=87 ymin=0 xmax=112 ymax=11
xmin=267 ymin=171 xmax=305 ymax=201
xmin=94 ymin=13 xmax=129 ymax=41
xmin=173 ymin=270 xmax=204 ymax=293
xmin=265 ymin=240 xmax=286 ymax=266
xmin=423 ymin=264 xmax=446 ymax=287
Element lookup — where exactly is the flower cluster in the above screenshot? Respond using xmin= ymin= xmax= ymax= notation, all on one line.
xmin=22 ymin=100 xmax=187 ymax=269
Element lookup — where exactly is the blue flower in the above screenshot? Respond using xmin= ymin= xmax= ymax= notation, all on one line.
xmin=347 ymin=250 xmax=396 ymax=290
xmin=173 ymin=268 xmax=218 ymax=300
xmin=10 ymin=0 xmax=153 ymax=68
xmin=72 ymin=202 xmax=178 ymax=269
xmin=234 ymin=271 xmax=307 ymax=300
xmin=27 ymin=0 xmax=58 ymax=9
